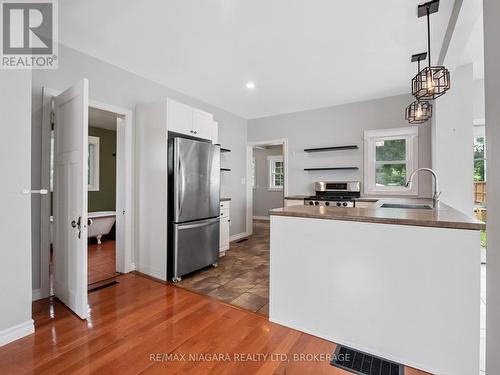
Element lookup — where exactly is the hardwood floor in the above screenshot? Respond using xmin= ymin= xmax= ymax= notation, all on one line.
xmin=177 ymin=220 xmax=270 ymax=314
xmin=88 ymin=239 xmax=120 ymax=285
xmin=0 ymin=273 xmax=429 ymax=374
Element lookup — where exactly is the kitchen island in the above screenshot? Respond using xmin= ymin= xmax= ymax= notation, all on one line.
xmin=269 ymin=199 xmax=484 ymax=375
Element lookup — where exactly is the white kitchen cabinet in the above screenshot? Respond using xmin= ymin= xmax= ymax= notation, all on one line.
xmin=219 ymin=201 xmax=230 ymax=254
xmin=167 ymin=99 xmax=193 ymax=136
xmin=167 ymin=99 xmax=218 ymax=142
xmin=135 ymin=98 xmax=219 ymax=281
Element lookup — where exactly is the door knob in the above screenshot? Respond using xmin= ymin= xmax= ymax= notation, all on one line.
xmin=71 ymin=216 xmax=82 ymax=238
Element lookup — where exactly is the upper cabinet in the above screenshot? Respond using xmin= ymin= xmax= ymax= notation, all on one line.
xmin=167 ymin=99 xmax=218 ymax=143
xmin=167 ymin=99 xmax=193 ymax=135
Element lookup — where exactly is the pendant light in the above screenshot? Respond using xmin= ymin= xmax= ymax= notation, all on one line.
xmin=412 ymin=0 xmax=450 ymax=100
xmin=406 ymin=53 xmax=433 ymax=124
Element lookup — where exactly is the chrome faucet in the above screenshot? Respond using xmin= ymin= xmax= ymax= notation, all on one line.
xmin=406 ymin=168 xmax=442 ymax=208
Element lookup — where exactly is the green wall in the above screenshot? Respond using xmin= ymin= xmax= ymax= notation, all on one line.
xmin=88 ymin=127 xmax=116 ymax=212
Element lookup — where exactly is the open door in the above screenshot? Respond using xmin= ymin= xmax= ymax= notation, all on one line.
xmin=53 ymin=79 xmax=89 ymax=319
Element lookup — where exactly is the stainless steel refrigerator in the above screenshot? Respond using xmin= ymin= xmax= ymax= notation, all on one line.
xmin=168 ymin=137 xmax=220 ymax=282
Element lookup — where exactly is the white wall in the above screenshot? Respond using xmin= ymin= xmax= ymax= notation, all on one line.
xmin=473 ymin=79 xmax=485 ymax=122
xmin=253 ymin=146 xmax=284 ymax=217
xmin=432 ymin=64 xmax=474 ymax=215
xmin=484 ymin=0 xmax=500 ymax=373
xmin=31 ymin=43 xmax=248 ymax=290
xmin=248 ymin=94 xmax=432 ymax=197
xmin=0 ymin=70 xmax=34 ymax=345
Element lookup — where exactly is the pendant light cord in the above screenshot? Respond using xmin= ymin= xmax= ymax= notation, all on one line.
xmin=427 ymin=6 xmax=431 ymax=68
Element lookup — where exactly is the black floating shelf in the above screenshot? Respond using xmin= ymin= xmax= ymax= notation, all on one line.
xmin=304 ymin=145 xmax=358 ymax=153
xmin=220 ymin=168 xmax=231 ymax=172
xmin=304 ymin=167 xmax=359 ymax=171
xmin=221 ymin=148 xmax=231 ymax=153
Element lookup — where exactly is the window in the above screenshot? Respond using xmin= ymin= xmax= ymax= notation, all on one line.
xmin=474 ymin=126 xmax=486 ymax=182
xmin=364 ymin=127 xmax=418 ymax=195
xmin=88 ymin=136 xmax=100 ymax=191
xmin=473 ymin=125 xmax=486 ymax=207
xmin=268 ymin=155 xmax=284 ymax=190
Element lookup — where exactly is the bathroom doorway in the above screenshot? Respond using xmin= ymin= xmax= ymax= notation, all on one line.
xmin=87 ymin=107 xmax=120 ymax=288
xmin=39 ymin=86 xmax=134 ymax=301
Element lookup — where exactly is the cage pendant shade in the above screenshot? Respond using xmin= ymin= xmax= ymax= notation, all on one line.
xmin=412 ymin=65 xmax=450 ymax=100
xmin=412 ymin=0 xmax=451 ymax=100
xmin=405 ymin=100 xmax=433 ymax=124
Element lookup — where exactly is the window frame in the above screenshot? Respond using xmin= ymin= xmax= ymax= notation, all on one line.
xmin=251 ymin=156 xmax=256 ymax=189
xmin=88 ymin=136 xmax=100 ymax=192
xmin=267 ymin=155 xmax=284 ymax=191
xmin=364 ymin=126 xmax=419 ymax=196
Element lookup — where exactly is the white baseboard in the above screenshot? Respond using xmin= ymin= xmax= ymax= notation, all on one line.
xmin=230 ymin=232 xmax=250 ymax=242
xmin=253 ymin=216 xmax=270 ymax=221
xmin=32 ymin=289 xmax=41 ymax=301
xmin=0 ymin=320 xmax=34 ymax=347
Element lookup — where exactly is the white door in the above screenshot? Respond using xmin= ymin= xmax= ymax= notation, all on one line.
xmin=53 ymin=79 xmax=89 ymax=319
xmin=167 ymin=99 xmax=193 ymax=136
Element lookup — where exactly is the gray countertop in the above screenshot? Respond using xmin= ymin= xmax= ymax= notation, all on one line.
xmin=271 ymin=197 xmax=485 ymax=231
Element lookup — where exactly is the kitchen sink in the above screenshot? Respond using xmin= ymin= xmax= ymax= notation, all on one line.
xmin=380 ymin=203 xmax=433 ymax=210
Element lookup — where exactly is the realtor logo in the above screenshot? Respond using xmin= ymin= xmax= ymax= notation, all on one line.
xmin=1 ymin=0 xmax=58 ymax=69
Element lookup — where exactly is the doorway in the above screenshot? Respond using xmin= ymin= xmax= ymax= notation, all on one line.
xmin=39 ymin=84 xmax=134 ymax=315
xmin=87 ymin=107 xmax=121 ymax=288
xmin=246 ymin=139 xmax=289 ymax=236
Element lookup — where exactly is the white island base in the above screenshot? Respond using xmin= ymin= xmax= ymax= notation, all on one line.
xmin=270 ymin=215 xmax=480 ymax=375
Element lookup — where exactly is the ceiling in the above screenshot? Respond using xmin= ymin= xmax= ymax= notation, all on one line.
xmin=60 ymin=0 xmax=457 ymax=119
xmin=89 ymin=107 xmax=118 ymax=130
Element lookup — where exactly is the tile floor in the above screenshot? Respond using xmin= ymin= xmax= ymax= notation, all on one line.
xmin=177 ymin=220 xmax=270 ymax=315
xmin=88 ymin=239 xmax=120 ymax=285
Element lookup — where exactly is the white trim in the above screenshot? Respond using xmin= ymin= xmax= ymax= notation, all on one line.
xmin=87 ymin=136 xmax=100 ymax=191
xmin=363 ymin=126 xmax=419 ymax=196
xmin=253 ymin=216 xmax=270 ymax=221
xmin=230 ymin=232 xmax=250 ymax=242
xmin=247 ymin=139 xmax=289 ymax=237
xmin=32 ymin=289 xmax=42 ymax=301
xmin=39 ymin=86 xmax=136 ymax=301
xmin=474 ymin=124 xmax=486 ymax=138
xmin=39 ymin=87 xmax=57 ymax=299
xmin=0 ymin=320 xmax=34 ymax=347
xmin=473 ymin=118 xmax=485 ymax=126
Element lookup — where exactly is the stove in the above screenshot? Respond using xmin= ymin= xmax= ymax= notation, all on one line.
xmin=304 ymin=181 xmax=361 ymax=208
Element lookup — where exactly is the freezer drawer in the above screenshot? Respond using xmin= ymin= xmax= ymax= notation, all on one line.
xmin=171 ymin=217 xmax=220 ymax=280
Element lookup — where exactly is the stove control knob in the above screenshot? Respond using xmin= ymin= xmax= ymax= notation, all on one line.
xmin=308 ymin=201 xmax=314 ymax=205
xmin=314 ymin=201 xmax=319 ymax=206
xmin=342 ymin=202 xmax=348 ymax=207
xmin=336 ymin=202 xmax=342 ymax=207
xmin=325 ymin=201 xmax=330 ymax=206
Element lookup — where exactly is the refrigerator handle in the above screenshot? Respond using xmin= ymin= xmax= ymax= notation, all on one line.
xmin=179 ymin=157 xmax=185 ymax=215
xmin=178 ymin=217 xmax=219 ymax=230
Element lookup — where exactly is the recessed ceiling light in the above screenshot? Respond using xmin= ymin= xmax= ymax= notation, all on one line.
xmin=246 ymin=82 xmax=255 ymax=89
